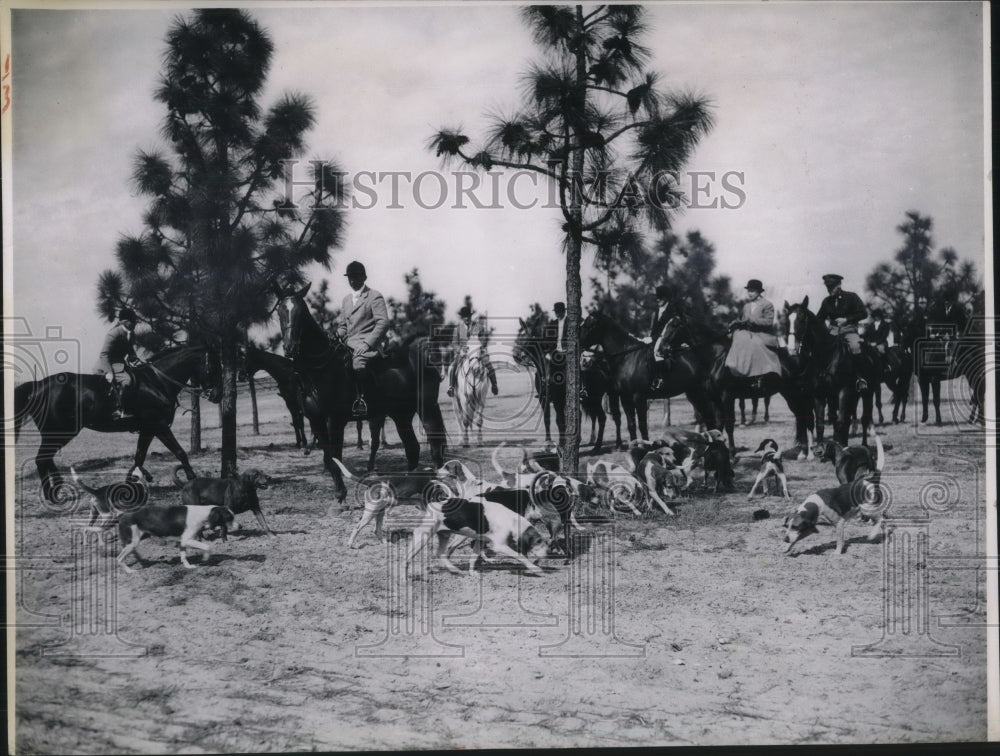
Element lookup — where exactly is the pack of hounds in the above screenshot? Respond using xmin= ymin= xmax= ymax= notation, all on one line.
xmin=69 ymin=423 xmax=887 ymax=574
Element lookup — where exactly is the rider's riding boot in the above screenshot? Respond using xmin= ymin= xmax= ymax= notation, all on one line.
xmin=110 ymin=381 xmax=132 ymax=421
xmin=851 ymin=355 xmax=870 ymax=393
xmin=352 ymin=368 xmax=373 ymax=418
xmin=651 ymin=362 xmax=665 ymax=392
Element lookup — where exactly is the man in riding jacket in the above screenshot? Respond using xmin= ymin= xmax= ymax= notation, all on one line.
xmin=337 ymin=261 xmax=388 ymax=418
xmin=724 ymin=279 xmax=781 ymax=387
xmin=95 ymin=307 xmax=139 ymax=420
xmin=815 ymin=273 xmax=871 ymax=392
xmin=862 ymin=307 xmax=891 ymax=353
xmin=649 ymin=284 xmax=681 ymax=392
xmin=447 ymin=304 xmax=498 ymax=398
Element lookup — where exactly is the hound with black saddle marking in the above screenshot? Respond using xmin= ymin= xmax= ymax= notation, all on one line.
xmin=747 ymin=439 xmax=790 ymax=500
xmin=784 ymin=434 xmax=885 ymax=555
xmin=813 ymin=438 xmax=879 ymax=484
xmin=333 ymin=458 xmax=460 ymax=548
xmin=117 ymin=505 xmax=234 ymax=572
xmin=407 ymin=497 xmax=550 ymax=576
xmin=180 ymin=469 xmax=274 ymax=536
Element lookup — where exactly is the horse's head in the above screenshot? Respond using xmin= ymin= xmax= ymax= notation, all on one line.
xmin=513 ymin=316 xmax=546 ymax=369
xmin=199 ymin=348 xmax=223 ymax=403
xmin=782 ymin=296 xmax=813 ymax=356
xmin=274 ymin=282 xmax=312 ymax=360
xmin=658 ymin=315 xmax=688 ymax=350
xmin=579 ymin=312 xmax=601 ymax=349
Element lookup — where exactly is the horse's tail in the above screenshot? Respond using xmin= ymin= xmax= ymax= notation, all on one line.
xmin=13 ymin=381 xmax=37 ymax=441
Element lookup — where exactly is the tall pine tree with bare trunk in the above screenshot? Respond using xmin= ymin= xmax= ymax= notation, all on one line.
xmin=430 ymin=5 xmax=712 ymax=471
xmin=97 ymin=9 xmax=347 ymax=477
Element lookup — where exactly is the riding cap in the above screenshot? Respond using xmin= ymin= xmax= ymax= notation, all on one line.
xmin=344 ymin=261 xmax=367 ymax=278
xmin=553 ymin=301 xmax=566 ymax=313
xmin=871 ymin=307 xmax=885 ymax=317
xmin=745 ymin=279 xmax=764 ymax=292
xmin=654 ymin=285 xmax=670 ymax=299
xmin=822 ymin=273 xmax=844 ymax=283
xmin=458 ymin=305 xmax=474 ymax=318
xmin=118 ymin=307 xmax=137 ymax=322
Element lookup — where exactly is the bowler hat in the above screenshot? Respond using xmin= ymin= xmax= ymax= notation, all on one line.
xmin=553 ymin=301 xmax=566 ymax=312
xmin=822 ymin=273 xmax=843 ymax=283
xmin=118 ymin=307 xmax=137 ymax=322
xmin=344 ymin=261 xmax=367 ymax=278
xmin=745 ymin=279 xmax=764 ymax=292
xmin=654 ymin=284 xmax=670 ymax=299
xmin=458 ymin=305 xmax=473 ymax=318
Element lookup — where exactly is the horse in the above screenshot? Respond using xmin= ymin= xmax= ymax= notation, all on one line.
xmin=914 ymin=311 xmax=986 ymax=426
xmin=242 ymin=345 xmax=309 ymax=449
xmin=274 ymin=284 xmax=446 ymax=503
xmin=657 ymin=312 xmax=812 ymax=455
xmin=451 ymin=343 xmax=492 ymax=447
xmin=782 ymin=297 xmax=879 ymax=446
xmin=581 ymin=349 xmax=623 ymax=452
xmin=513 ymin=318 xmax=566 ymax=447
xmin=14 ymin=343 xmax=221 ymax=502
xmin=578 ymin=311 xmax=719 ymax=444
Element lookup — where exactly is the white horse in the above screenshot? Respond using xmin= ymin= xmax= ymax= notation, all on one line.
xmin=452 ymin=321 xmax=492 ymax=447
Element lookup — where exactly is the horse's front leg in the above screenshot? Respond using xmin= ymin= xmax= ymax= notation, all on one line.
xmin=813 ymin=396 xmax=827 ymax=445
xmin=367 ymin=416 xmax=385 ymax=471
xmin=619 ymin=394 xmax=638 ymax=443
xmin=636 ymin=394 xmax=649 ymax=442
xmin=323 ymin=421 xmax=349 ymax=504
xmin=861 ymin=391 xmax=874 ymax=447
xmin=593 ymin=407 xmax=607 ymax=453
xmin=394 ymin=415 xmax=421 ymax=470
xmin=931 ymin=378 xmax=943 ymax=426
xmin=152 ymin=428 xmax=196 ymax=479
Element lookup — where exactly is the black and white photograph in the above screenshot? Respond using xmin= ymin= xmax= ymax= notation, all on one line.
xmin=3 ymin=1 xmax=995 ymax=750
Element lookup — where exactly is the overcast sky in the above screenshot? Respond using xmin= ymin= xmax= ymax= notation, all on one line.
xmin=5 ymin=1 xmax=987 ymax=364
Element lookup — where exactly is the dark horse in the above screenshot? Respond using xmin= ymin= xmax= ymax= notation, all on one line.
xmin=275 ymin=284 xmax=446 ymax=503
xmin=658 ymin=312 xmax=812 ymax=454
xmin=242 ymin=345 xmax=309 ymax=449
xmin=909 ymin=305 xmax=985 ymax=426
xmin=14 ymin=343 xmax=221 ymax=502
xmin=581 ymin=348 xmax=623 ymax=452
xmin=782 ymin=297 xmax=879 ymax=446
xmin=579 ymin=311 xmax=718 ymax=443
xmin=513 ymin=317 xmax=567 ymax=447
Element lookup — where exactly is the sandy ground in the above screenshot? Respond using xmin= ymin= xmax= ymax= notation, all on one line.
xmin=11 ymin=367 xmax=990 ymax=751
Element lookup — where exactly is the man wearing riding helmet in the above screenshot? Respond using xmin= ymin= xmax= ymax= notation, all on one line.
xmin=95 ymin=306 xmax=139 ymax=420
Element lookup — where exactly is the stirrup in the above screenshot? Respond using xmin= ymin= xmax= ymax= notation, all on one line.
xmin=855 ymin=378 xmax=869 ymax=392
xmin=112 ymin=410 xmax=133 ymax=421
xmin=651 ymin=378 xmax=664 ymax=392
xmin=351 ymin=397 xmax=368 ymax=418
xmin=446 ymin=386 xmax=455 ymax=397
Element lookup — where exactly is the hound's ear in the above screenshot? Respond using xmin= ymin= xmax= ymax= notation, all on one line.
xmin=518 ymin=317 xmax=527 ymax=331
xmin=802 ymin=295 xmax=809 ymax=308
xmin=296 ymin=283 xmax=312 ymax=299
xmin=783 ymin=300 xmax=790 ymax=311
xmin=271 ymin=280 xmax=283 ymax=297
xmin=782 ymin=515 xmax=790 ymax=527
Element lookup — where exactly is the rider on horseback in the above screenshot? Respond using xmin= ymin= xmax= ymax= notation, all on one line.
xmin=724 ymin=279 xmax=781 ymax=391
xmin=446 ymin=304 xmax=498 ymax=398
xmin=650 ymin=284 xmax=676 ymax=392
xmin=95 ymin=307 xmax=139 ymax=421
xmin=337 ymin=261 xmax=389 ymax=419
xmin=816 ymin=273 xmax=871 ymax=392
xmin=862 ymin=307 xmax=891 ymax=354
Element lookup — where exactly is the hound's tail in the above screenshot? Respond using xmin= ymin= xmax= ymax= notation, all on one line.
xmin=491 ymin=441 xmax=510 ymax=480
xmin=329 ymin=457 xmax=359 ymax=481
